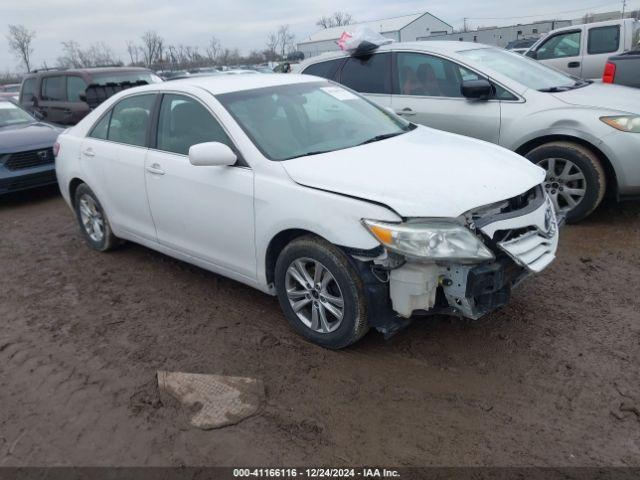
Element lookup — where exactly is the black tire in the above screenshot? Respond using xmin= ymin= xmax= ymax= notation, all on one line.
xmin=73 ymin=183 xmax=121 ymax=252
xmin=274 ymin=235 xmax=369 ymax=349
xmin=525 ymin=141 xmax=606 ymax=223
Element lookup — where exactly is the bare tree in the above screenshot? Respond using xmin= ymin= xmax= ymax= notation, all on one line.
xmin=57 ymin=40 xmax=119 ymax=68
xmin=6 ymin=24 xmax=36 ymax=72
xmin=277 ymin=25 xmax=295 ymax=58
xmin=316 ymin=12 xmax=354 ymax=29
xmin=126 ymin=40 xmax=142 ymax=65
xmin=205 ymin=36 xmax=221 ymax=63
xmin=140 ymin=30 xmax=164 ymax=67
xmin=266 ymin=32 xmax=279 ymax=56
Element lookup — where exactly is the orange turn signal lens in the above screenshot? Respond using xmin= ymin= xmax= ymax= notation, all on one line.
xmin=369 ymin=225 xmax=394 ymax=245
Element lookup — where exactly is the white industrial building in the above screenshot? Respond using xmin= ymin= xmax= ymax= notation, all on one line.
xmin=424 ymin=20 xmax=572 ymax=48
xmin=297 ymin=12 xmax=453 ymax=59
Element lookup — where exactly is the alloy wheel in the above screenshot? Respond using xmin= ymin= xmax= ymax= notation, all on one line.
xmin=284 ymin=258 xmax=345 ymax=334
xmin=537 ymin=157 xmax=587 ymax=214
xmin=78 ymin=194 xmax=105 ymax=243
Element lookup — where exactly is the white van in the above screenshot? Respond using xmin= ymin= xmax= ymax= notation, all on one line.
xmin=526 ymin=19 xmax=640 ymax=79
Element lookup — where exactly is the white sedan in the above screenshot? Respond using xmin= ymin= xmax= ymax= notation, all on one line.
xmin=55 ymin=74 xmax=559 ymax=348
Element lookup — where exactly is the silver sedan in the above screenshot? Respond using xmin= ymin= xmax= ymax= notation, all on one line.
xmin=297 ymin=42 xmax=640 ymax=222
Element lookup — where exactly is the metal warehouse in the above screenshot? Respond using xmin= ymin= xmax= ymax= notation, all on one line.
xmin=423 ymin=20 xmax=572 ymax=48
xmin=297 ymin=12 xmax=453 ymax=58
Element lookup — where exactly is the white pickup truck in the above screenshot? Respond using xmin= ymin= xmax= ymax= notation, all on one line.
xmin=526 ymin=18 xmax=640 ymax=79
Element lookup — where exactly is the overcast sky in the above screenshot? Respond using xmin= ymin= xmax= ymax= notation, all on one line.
xmin=1 ymin=0 xmax=636 ymax=70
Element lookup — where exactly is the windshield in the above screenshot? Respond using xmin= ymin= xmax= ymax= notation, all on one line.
xmin=217 ymin=81 xmax=413 ymax=161
xmin=459 ymin=48 xmax=579 ymax=91
xmin=0 ymin=101 xmax=33 ymax=127
xmin=91 ymin=72 xmax=162 ymax=86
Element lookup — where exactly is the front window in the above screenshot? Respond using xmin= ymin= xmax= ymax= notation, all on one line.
xmin=396 ymin=52 xmax=473 ymax=97
xmin=536 ymin=31 xmax=581 ymax=60
xmin=21 ymin=78 xmax=36 ymax=104
xmin=217 ymin=81 xmax=413 ymax=161
xmin=156 ymin=94 xmax=233 ymax=155
xmin=0 ymin=101 xmax=34 ymax=127
xmin=459 ymin=48 xmax=579 ymax=91
xmin=90 ymin=72 xmax=162 ymax=86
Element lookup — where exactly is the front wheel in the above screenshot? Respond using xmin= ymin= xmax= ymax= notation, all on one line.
xmin=525 ymin=141 xmax=606 ymax=223
xmin=274 ymin=235 xmax=370 ymax=349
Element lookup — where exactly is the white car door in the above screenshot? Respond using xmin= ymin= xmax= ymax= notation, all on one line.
xmin=391 ymin=52 xmax=501 ymax=143
xmin=532 ymin=28 xmax=584 ymax=77
xmin=80 ymin=93 xmax=157 ymax=241
xmin=144 ymin=93 xmax=256 ymax=279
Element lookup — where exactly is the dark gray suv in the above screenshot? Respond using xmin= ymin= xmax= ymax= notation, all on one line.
xmin=19 ymin=67 xmax=161 ymax=126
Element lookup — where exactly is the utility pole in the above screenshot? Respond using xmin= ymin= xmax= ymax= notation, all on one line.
xmin=622 ymin=0 xmax=627 ymax=19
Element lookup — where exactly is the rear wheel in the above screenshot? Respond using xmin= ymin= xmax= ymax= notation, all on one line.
xmin=525 ymin=142 xmax=606 ymax=223
xmin=274 ymin=235 xmax=369 ymax=349
xmin=73 ymin=184 xmax=120 ymax=251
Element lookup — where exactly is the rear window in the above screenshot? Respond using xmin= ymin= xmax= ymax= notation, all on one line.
xmin=42 ymin=76 xmax=66 ymax=101
xmin=303 ymin=59 xmax=343 ymax=80
xmin=67 ymin=76 xmax=87 ymax=102
xmin=588 ymin=25 xmax=620 ymax=55
xmin=339 ymin=53 xmax=392 ymax=94
xmin=89 ymin=72 xmax=161 ymax=86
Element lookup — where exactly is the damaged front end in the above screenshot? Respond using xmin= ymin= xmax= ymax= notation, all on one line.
xmin=350 ymin=185 xmax=559 ymax=335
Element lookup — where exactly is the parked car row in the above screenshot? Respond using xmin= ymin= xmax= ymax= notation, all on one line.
xmin=295 ymin=39 xmax=640 ymax=223
xmin=4 ymin=37 xmax=638 ymax=349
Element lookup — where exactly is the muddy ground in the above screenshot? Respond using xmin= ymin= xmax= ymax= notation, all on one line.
xmin=0 ymin=186 xmax=639 ymax=467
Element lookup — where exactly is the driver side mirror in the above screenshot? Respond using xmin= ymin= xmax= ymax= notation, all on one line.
xmin=189 ymin=142 xmax=237 ymax=167
xmin=461 ymin=79 xmax=495 ymax=100
xmin=525 ymin=50 xmax=538 ymax=59
xmin=79 ymin=91 xmax=87 ymax=103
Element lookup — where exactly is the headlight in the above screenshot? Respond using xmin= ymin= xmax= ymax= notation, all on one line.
xmin=600 ymin=116 xmax=640 ymax=133
xmin=362 ymin=219 xmax=495 ymax=263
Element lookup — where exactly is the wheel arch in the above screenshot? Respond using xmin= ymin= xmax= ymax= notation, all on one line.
xmin=265 ymin=228 xmax=340 ymax=287
xmin=515 ymin=135 xmax=618 ymax=198
xmin=68 ymin=177 xmax=85 ymax=207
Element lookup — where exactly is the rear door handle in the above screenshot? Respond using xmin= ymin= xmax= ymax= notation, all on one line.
xmin=568 ymin=61 xmax=581 ymax=68
xmin=82 ymin=148 xmax=95 ymax=157
xmin=146 ymin=163 xmax=165 ymax=175
xmin=396 ymin=107 xmax=416 ymax=117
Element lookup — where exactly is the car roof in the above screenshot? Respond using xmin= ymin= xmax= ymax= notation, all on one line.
xmin=24 ymin=67 xmax=152 ymax=77
xmin=137 ymin=73 xmax=321 ymax=95
xmin=300 ymin=41 xmax=495 ymax=65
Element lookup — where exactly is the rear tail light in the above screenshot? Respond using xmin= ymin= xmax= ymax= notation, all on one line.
xmin=603 ymin=62 xmax=616 ymax=84
xmin=53 ymin=142 xmax=60 ymax=157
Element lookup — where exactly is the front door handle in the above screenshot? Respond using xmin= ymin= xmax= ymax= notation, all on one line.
xmin=396 ymin=107 xmax=416 ymax=117
xmin=146 ymin=163 xmax=165 ymax=175
xmin=82 ymin=148 xmax=95 ymax=157
xmin=568 ymin=61 xmax=581 ymax=68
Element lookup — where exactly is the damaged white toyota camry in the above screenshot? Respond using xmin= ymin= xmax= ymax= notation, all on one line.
xmin=55 ymin=74 xmax=559 ymax=349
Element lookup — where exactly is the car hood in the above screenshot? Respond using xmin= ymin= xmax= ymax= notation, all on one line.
xmin=0 ymin=122 xmax=61 ymax=154
xmin=552 ymin=82 xmax=640 ymax=114
xmin=281 ymin=127 xmax=545 ymax=218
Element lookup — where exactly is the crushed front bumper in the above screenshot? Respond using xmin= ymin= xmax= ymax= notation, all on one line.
xmin=385 ymin=188 xmax=560 ymax=321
